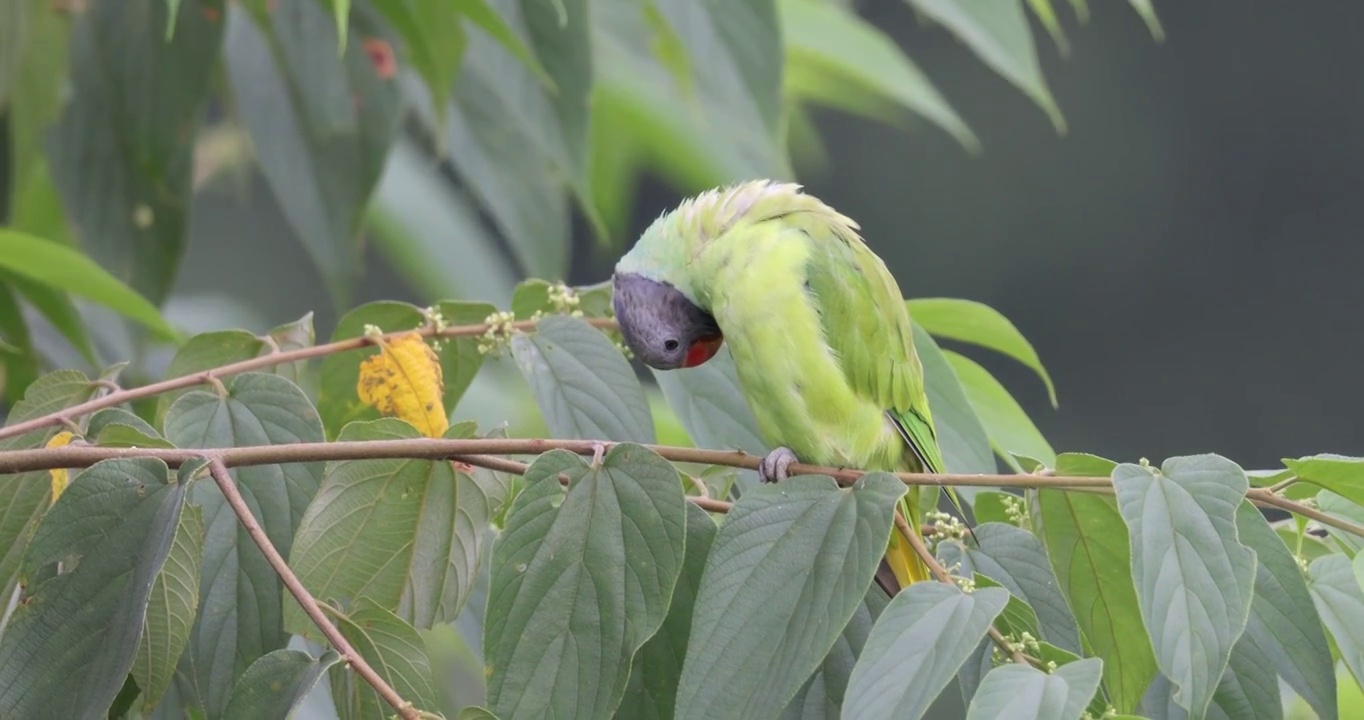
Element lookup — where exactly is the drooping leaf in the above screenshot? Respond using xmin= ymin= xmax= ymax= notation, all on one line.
xmin=1112 ymin=455 xmax=1257 ymax=719
xmin=1283 ymin=454 xmax=1364 ymax=508
xmin=163 ymin=372 xmax=325 ymax=717
xmin=1125 ymin=0 xmax=1165 ymax=41
xmin=899 ymin=0 xmax=1063 ymax=130
xmin=842 ymin=582 xmax=1010 ymax=720
xmin=511 ymin=314 xmax=656 ymax=443
xmin=331 ymin=600 xmax=442 ymax=719
xmin=222 ymin=648 xmax=342 ymax=719
xmin=0 ymin=230 xmax=179 ymax=339
xmin=1234 ymin=502 xmax=1336 ymax=720
xmin=936 ymin=522 xmax=1080 ymax=653
xmin=1037 ymin=489 xmax=1155 ymax=713
xmin=1308 ymin=554 xmax=1364 ymax=688
xmin=911 ymin=322 xmax=994 ymax=476
xmin=44 ymin=0 xmax=224 ymax=304
xmin=2 ymin=271 xmax=96 ymax=364
xmin=675 ymin=473 xmax=906 ymax=718
xmin=779 ymin=586 xmax=889 ymax=720
xmin=0 ymin=458 xmax=187 ymax=718
xmin=485 ymin=446 xmax=687 ymax=719
xmin=907 ymin=298 xmax=1056 ymax=407
xmin=778 ymin=0 xmax=977 ymax=151
xmin=134 ymin=499 xmax=205 ymax=711
xmin=965 ymin=658 xmax=1103 ymax=720
xmin=621 ymin=501 xmax=719 ymax=718
xmin=0 ymin=283 xmax=37 ymax=405
xmin=286 ymin=419 xmax=511 ymax=634
xmin=653 ymin=0 xmax=781 ymax=133
xmin=653 ymin=344 xmax=769 ymax=456
xmin=518 ymin=0 xmax=594 ymax=174
xmin=1208 ymin=632 xmax=1281 ymax=720
xmin=944 ymin=351 xmax=1055 ymax=469
xmin=317 ymin=300 xmax=492 ymax=438
xmin=223 ymin=0 xmax=403 ymax=307
xmin=1024 ymin=0 xmax=1069 ymax=56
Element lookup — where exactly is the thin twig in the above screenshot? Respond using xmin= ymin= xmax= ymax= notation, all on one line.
xmin=206 ymin=460 xmax=423 ymax=720
xmin=0 ymin=316 xmax=616 ymax=443
xmin=894 ymin=512 xmax=1035 ymax=666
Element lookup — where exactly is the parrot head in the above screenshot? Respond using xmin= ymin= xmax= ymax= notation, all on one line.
xmin=611 ymin=273 xmax=724 ymax=370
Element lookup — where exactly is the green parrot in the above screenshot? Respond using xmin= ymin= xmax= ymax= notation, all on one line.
xmin=611 ymin=179 xmax=949 ymax=593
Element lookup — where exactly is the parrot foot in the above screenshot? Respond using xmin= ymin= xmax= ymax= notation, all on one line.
xmin=758 ymin=447 xmax=799 ymax=483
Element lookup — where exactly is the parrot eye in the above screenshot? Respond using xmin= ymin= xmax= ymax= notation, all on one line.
xmin=664 ymin=339 xmax=679 ymax=351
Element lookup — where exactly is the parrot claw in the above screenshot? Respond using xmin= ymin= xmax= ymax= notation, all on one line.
xmin=758 ymin=447 xmax=799 ymax=483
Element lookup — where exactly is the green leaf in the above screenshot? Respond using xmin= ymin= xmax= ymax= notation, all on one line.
xmin=1283 ymin=454 xmax=1364 ymax=507
xmin=331 ymin=599 xmax=442 ymax=719
xmin=134 ymin=499 xmax=205 ymax=711
xmin=966 ymin=659 xmax=1103 ymax=720
xmin=1038 ymin=489 xmax=1155 ymax=713
xmin=0 ymin=283 xmax=37 ymax=405
xmin=780 ymin=587 xmax=889 ymax=719
xmin=1317 ymin=490 xmax=1364 ymax=557
xmin=944 ymin=351 xmax=1056 ymax=469
xmin=0 ymin=458 xmax=187 ymax=718
xmin=937 ymin=522 xmax=1081 ymax=653
xmin=518 ymin=0 xmax=594 ymax=175
xmin=368 ymin=0 xmax=466 ymax=130
xmin=620 ymin=501 xmax=719 ymax=718
xmin=675 ymin=473 xmax=906 ymax=718
xmin=1308 ymin=554 xmax=1364 ymax=689
xmin=223 ymin=1 xmax=403 ymax=307
xmin=899 ymin=0 xmax=1063 ymax=130
xmin=153 ymin=329 xmax=270 ymax=422
xmin=287 ymin=419 xmax=511 ymax=634
xmin=2 ymin=271 xmax=97 ymax=364
xmin=459 ymin=707 xmax=501 ymax=720
xmin=1025 ymin=0 xmax=1069 ymax=56
xmin=485 ymin=445 xmax=688 ymax=719
xmin=778 ymin=0 xmax=977 ymax=151
xmin=0 ymin=230 xmax=179 ymax=340
xmin=331 ymin=0 xmax=350 ymax=50
xmin=1234 ymin=502 xmax=1336 ymax=720
xmin=223 ymin=648 xmax=343 ymax=719
xmin=317 ymin=300 xmax=490 ymax=438
xmin=163 ymin=372 xmax=325 ymax=716
xmin=1209 ymin=633 xmax=1281 ymax=720
xmin=911 ymin=322 xmax=994 ymax=476
xmin=653 ymin=344 xmax=769 ymax=456
xmin=0 ymin=0 xmax=25 ymax=109
xmin=511 ymin=314 xmax=657 ymax=443
xmin=842 ymin=582 xmax=1010 ymax=720
xmin=1125 ymin=0 xmax=1164 ymax=41
xmin=1112 ymin=455 xmax=1257 ymax=719
xmin=1054 ymin=451 xmax=1117 ymax=477
xmin=44 ymin=0 xmax=223 ymax=304
xmin=87 ymin=407 xmax=177 ymax=449
xmin=653 ymin=0 xmax=781 ymax=133
xmin=907 ymin=298 xmax=1056 ymax=407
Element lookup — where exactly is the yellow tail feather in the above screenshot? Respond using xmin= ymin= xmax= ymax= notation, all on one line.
xmin=884 ymin=492 xmax=930 ymax=591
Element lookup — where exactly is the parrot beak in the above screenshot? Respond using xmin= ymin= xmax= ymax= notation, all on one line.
xmin=612 ymin=272 xmax=722 ymax=370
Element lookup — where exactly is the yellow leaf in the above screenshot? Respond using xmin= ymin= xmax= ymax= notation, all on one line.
xmin=47 ymin=431 xmax=75 ymax=504
xmin=356 ymin=331 xmax=448 ymax=438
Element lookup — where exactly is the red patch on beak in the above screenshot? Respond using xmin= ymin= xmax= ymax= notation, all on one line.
xmin=683 ymin=335 xmax=724 ymax=368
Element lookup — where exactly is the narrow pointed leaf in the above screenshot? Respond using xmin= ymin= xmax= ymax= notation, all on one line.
xmin=0 ymin=230 xmax=178 ymax=339
xmin=621 ymin=501 xmax=719 ymax=718
xmin=911 ymin=322 xmax=994 ymax=475
xmin=1112 ymin=455 xmax=1257 ymax=719
xmin=778 ymin=0 xmax=976 ymax=151
xmin=899 ymin=0 xmax=1063 ymax=130
xmin=842 ymin=582 xmax=1009 ymax=720
xmin=286 ymin=419 xmax=511 ymax=634
xmin=223 ymin=2 xmax=403 ymax=306
xmin=1126 ymin=0 xmax=1164 ymax=41
xmin=222 ymin=648 xmax=341 ymax=719
xmin=966 ymin=658 xmax=1103 ymax=720
xmin=3 ymin=272 xmax=96 ymax=363
xmin=331 ymin=600 xmax=442 ymax=719
xmin=511 ymin=314 xmax=656 ymax=443
xmin=518 ymin=0 xmax=594 ymax=174
xmin=1308 ymin=554 xmax=1364 ymax=688
xmin=485 ymin=445 xmax=687 ymax=719
xmin=653 ymin=344 xmax=769 ymax=456
xmin=0 ymin=458 xmax=186 ymax=718
xmin=134 ymin=501 xmax=205 ymax=711
xmin=944 ymin=351 xmax=1055 ymax=469
xmin=936 ymin=522 xmax=1080 ymax=653
xmin=45 ymin=0 xmax=224 ymax=304
xmin=675 ymin=473 xmax=906 ymax=719
xmin=1038 ymin=489 xmax=1155 ymax=713
xmin=163 ymin=373 xmax=325 ymax=716
xmin=1234 ymin=502 xmax=1335 ymax=720
xmin=907 ymin=298 xmax=1056 ymax=406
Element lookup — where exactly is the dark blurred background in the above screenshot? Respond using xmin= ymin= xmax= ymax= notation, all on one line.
xmin=181 ymin=0 xmax=1362 ymax=472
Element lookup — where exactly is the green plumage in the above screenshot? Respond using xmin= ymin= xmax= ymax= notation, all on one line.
xmin=617 ymin=180 xmax=948 ymax=587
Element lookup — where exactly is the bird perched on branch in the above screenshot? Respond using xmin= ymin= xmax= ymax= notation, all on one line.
xmin=611 ymin=179 xmax=954 ymax=595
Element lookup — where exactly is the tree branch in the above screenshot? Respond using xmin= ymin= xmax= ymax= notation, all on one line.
xmin=206 ymin=460 xmax=424 ymax=720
